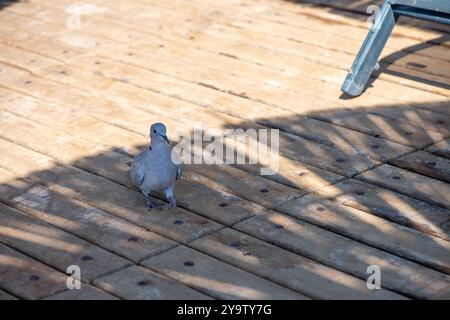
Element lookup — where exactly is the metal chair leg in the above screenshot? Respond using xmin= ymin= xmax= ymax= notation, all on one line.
xmin=341 ymin=3 xmax=397 ymax=96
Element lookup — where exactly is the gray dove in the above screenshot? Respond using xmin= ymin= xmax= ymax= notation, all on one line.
xmin=131 ymin=123 xmax=182 ymax=209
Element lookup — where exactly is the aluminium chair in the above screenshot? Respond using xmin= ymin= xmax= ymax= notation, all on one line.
xmin=341 ymin=0 xmax=450 ymax=97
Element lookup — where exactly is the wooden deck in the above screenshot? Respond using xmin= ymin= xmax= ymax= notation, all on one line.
xmin=0 ymin=0 xmax=449 ymax=300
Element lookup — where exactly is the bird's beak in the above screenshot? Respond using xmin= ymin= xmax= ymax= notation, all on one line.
xmin=161 ymin=134 xmax=170 ymax=144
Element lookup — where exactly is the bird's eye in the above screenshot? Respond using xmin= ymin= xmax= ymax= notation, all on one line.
xmin=153 ymin=129 xmax=156 ymax=133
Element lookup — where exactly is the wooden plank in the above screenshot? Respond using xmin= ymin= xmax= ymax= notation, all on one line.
xmin=0 ymin=168 xmax=178 ymax=263
xmin=0 ymin=111 xmax=270 ymax=227
xmin=234 ymin=213 xmax=450 ymax=299
xmin=234 ymin=159 xmax=344 ymax=192
xmin=367 ymin=104 xmax=450 ymax=136
xmin=190 ymin=228 xmax=405 ymax=299
xmin=0 ymin=203 xmax=132 ymax=281
xmin=43 ymin=285 xmax=118 ymax=300
xmin=316 ymin=179 xmax=450 ymax=241
xmin=312 ymin=109 xmax=446 ymax=148
xmin=277 ymin=194 xmax=450 ymax=274
xmin=419 ymin=103 xmax=450 ymax=117
xmin=276 ymin=0 xmax=450 ymax=34
xmin=0 ymin=76 xmax=337 ymax=196
xmin=3 ymin=6 xmax=447 ymax=112
xmin=0 ymin=138 xmax=222 ymax=244
xmin=19 ymin=55 xmax=411 ymax=165
xmin=141 ymin=245 xmax=308 ymax=300
xmin=0 ymin=242 xmax=67 ymax=299
xmin=189 ymin=0 xmax=450 ymax=44
xmin=38 ymin=62 xmax=379 ymax=175
xmin=184 ymin=164 xmax=304 ymax=209
xmin=228 ymin=0 xmax=450 ymax=61
xmin=0 ymin=62 xmax=374 ymax=179
xmin=389 ymin=151 xmax=450 ymax=183
xmin=27 ymin=0 xmax=450 ymax=97
xmin=93 ymin=265 xmax=211 ymax=300
xmin=0 ymin=90 xmax=322 ymax=214
xmin=357 ymin=164 xmax=450 ymax=209
xmin=0 ymin=85 xmax=343 ymax=191
xmin=222 ymin=13 xmax=450 ymax=81
xmin=427 ymin=139 xmax=450 ymax=159
xmin=0 ymin=42 xmax=60 ymax=71
xmin=266 ymin=115 xmax=412 ymax=161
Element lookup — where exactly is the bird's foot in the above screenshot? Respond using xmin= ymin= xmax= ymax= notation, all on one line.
xmin=146 ymin=197 xmax=162 ymax=210
xmin=168 ymin=196 xmax=177 ymax=209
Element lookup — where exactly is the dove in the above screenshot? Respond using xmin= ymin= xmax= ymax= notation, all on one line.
xmin=131 ymin=123 xmax=182 ymax=209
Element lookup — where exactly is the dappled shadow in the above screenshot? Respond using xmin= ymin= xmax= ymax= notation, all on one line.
xmin=284 ymin=0 xmax=450 ymax=34
xmin=0 ymin=0 xmax=17 ymax=11
xmin=375 ymin=35 xmax=450 ymax=91
xmin=279 ymin=0 xmax=450 ymax=94
xmin=0 ymin=95 xmax=450 ymax=299
xmin=1 ymin=0 xmax=450 ymax=300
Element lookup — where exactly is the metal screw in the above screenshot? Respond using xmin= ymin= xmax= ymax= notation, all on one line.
xmin=29 ymin=275 xmax=40 ymax=282
xmin=229 ymin=242 xmax=240 ymax=248
xmin=137 ymin=280 xmax=151 ymax=286
xmin=81 ymin=255 xmax=93 ymax=261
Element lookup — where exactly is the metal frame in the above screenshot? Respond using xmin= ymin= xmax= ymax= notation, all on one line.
xmin=341 ymin=0 xmax=450 ymax=97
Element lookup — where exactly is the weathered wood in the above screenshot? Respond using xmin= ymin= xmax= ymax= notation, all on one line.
xmin=0 ymin=168 xmax=178 ymax=263
xmin=1 ymin=0 xmax=449 ymax=299
xmin=277 ymin=194 xmax=450 ymax=273
xmin=316 ymin=179 xmax=450 ymax=241
xmin=234 ymin=213 xmax=450 ymax=299
xmin=44 ymin=285 xmax=118 ymax=300
xmin=21 ymin=0 xmax=450 ymax=97
xmin=141 ymin=246 xmax=308 ymax=299
xmin=389 ymin=151 xmax=450 ymax=183
xmin=367 ymin=104 xmax=450 ymax=136
xmin=0 ymin=242 xmax=67 ymax=299
xmin=184 ymin=164 xmax=304 ymax=209
xmin=0 ymin=62 xmax=374 ymax=179
xmin=0 ymin=42 xmax=60 ymax=71
xmin=0 ymin=85 xmax=343 ymax=193
xmin=274 ymin=0 xmax=450 ymax=34
xmin=190 ymin=228 xmax=405 ymax=299
xmin=0 ymin=138 xmax=222 ymax=244
xmin=0 ymin=110 xmax=270 ymax=226
xmin=0 ymin=203 xmax=132 ymax=281
xmin=93 ymin=265 xmax=211 ymax=300
xmin=427 ymin=139 xmax=450 ymax=159
xmin=312 ymin=109 xmax=446 ymax=148
xmin=421 ymin=104 xmax=450 ymax=117
xmin=190 ymin=0 xmax=450 ymax=44
xmin=358 ymin=164 xmax=450 ymax=209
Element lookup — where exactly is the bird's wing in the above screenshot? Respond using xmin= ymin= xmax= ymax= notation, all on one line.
xmin=131 ymin=156 xmax=146 ymax=186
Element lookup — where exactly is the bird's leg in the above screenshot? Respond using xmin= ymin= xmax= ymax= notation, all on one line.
xmin=164 ymin=186 xmax=177 ymax=209
xmin=168 ymin=196 xmax=177 ymax=208
xmin=143 ymin=192 xmax=160 ymax=210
